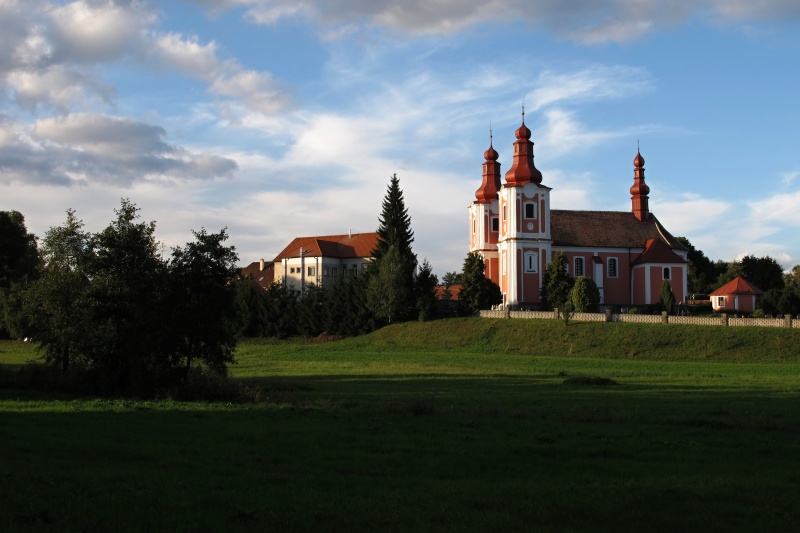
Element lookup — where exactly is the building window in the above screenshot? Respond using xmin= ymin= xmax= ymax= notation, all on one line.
xmin=503 ymin=205 xmax=507 ymax=221
xmin=524 ymin=202 xmax=537 ymax=219
xmin=717 ymin=296 xmax=725 ymax=307
xmin=324 ymin=266 xmax=330 ymax=277
xmin=574 ymin=257 xmax=584 ymax=277
xmin=663 ymin=267 xmax=671 ymax=280
xmin=473 ymin=219 xmax=476 ymax=234
xmin=332 ymin=267 xmax=339 ymax=278
xmin=308 ymin=266 xmax=316 ymax=277
xmin=491 ymin=217 xmax=499 ymax=232
xmin=524 ymin=252 xmax=538 ymax=273
xmin=607 ymin=257 xmax=618 ymax=278
xmin=289 ymin=267 xmax=295 ymax=274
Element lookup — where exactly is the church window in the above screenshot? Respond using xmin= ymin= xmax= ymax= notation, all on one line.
xmin=524 ymin=252 xmax=538 ymax=273
xmin=574 ymin=257 xmax=584 ymax=277
xmin=524 ymin=202 xmax=537 ymax=219
xmin=491 ymin=217 xmax=499 ymax=232
xmin=473 ymin=219 xmax=476 ymax=234
xmin=607 ymin=258 xmax=618 ymax=278
xmin=663 ymin=267 xmax=671 ymax=280
xmin=503 ymin=205 xmax=507 ymax=221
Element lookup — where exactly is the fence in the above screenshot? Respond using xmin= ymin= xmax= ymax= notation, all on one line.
xmin=479 ymin=308 xmax=799 ymax=329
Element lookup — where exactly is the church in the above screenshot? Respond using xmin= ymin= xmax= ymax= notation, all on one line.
xmin=469 ymin=113 xmax=688 ymax=309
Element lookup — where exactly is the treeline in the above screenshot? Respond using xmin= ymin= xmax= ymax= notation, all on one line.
xmin=680 ymin=237 xmax=800 ymax=315
xmin=1 ymin=201 xmax=239 ymax=396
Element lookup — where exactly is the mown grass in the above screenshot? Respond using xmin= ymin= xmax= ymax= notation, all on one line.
xmin=1 ymin=318 xmax=800 ymax=531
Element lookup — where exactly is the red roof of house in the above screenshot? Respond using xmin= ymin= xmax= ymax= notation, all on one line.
xmin=550 ymin=211 xmax=686 ymax=251
xmin=273 ymin=232 xmax=380 ymax=261
xmin=435 ymin=285 xmax=461 ymax=301
xmin=632 ymin=238 xmax=687 ymax=265
xmin=709 ymin=276 xmax=764 ymax=297
xmin=239 ymin=260 xmax=274 ymax=289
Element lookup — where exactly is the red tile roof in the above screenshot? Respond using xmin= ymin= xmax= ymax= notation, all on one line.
xmin=435 ymin=285 xmax=461 ymax=301
xmin=550 ymin=211 xmax=686 ymax=251
xmin=632 ymin=238 xmax=687 ymax=265
xmin=273 ymin=232 xmax=380 ymax=261
xmin=239 ymin=261 xmax=274 ymax=289
xmin=710 ymin=276 xmax=764 ymax=297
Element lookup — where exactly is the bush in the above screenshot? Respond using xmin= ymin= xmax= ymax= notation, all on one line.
xmin=570 ymin=277 xmax=600 ymax=312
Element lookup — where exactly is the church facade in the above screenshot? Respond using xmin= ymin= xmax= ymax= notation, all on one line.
xmin=469 ymin=115 xmax=688 ymax=309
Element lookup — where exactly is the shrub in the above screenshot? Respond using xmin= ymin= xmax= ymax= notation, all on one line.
xmin=570 ymin=277 xmax=600 ymax=312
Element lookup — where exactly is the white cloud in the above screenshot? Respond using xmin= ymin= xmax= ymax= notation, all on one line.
xmin=0 ymin=114 xmax=238 ymax=187
xmin=203 ymin=0 xmax=800 ymax=43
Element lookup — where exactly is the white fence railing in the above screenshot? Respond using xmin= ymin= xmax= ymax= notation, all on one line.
xmin=479 ymin=309 xmax=797 ymax=328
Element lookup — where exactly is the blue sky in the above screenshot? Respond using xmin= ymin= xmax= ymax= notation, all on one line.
xmin=1 ymin=1 xmax=799 ymax=277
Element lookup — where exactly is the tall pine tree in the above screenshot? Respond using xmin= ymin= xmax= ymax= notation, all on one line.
xmin=369 ymin=174 xmax=417 ymax=322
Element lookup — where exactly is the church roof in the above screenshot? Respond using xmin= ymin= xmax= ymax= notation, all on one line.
xmin=632 ymin=238 xmax=687 ymax=265
xmin=550 ymin=210 xmax=687 ymax=251
xmin=710 ymin=276 xmax=764 ymax=297
xmin=273 ymin=232 xmax=379 ymax=261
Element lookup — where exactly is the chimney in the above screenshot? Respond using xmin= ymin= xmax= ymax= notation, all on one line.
xmin=259 ymin=258 xmax=265 ymax=271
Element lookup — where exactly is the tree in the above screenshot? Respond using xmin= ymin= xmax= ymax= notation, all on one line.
xmin=170 ymin=228 xmax=240 ymax=377
xmin=367 ymin=245 xmax=408 ymax=323
xmin=716 ymin=255 xmax=785 ymax=292
xmin=442 ymin=271 xmax=462 ymax=287
xmin=23 ymin=210 xmax=90 ymax=372
xmin=459 ymin=252 xmax=502 ymax=315
xmin=660 ymin=280 xmax=675 ymax=315
xmin=677 ymin=236 xmax=721 ymax=294
xmin=570 ymin=277 xmax=600 ymax=312
xmin=0 ymin=211 xmax=39 ymax=338
xmin=414 ymin=259 xmax=438 ymax=321
xmin=540 ymin=252 xmax=574 ymax=311
xmin=24 ymin=200 xmax=242 ymax=395
xmin=371 ymin=174 xmax=417 ymax=321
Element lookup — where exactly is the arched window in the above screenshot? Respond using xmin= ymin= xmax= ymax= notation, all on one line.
xmin=607 ymin=257 xmax=618 ymax=278
xmin=524 ymin=251 xmax=538 ymax=273
xmin=574 ymin=257 xmax=584 ymax=277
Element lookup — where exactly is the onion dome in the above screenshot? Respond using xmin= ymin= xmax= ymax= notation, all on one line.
xmin=630 ymin=148 xmax=650 ymax=221
xmin=475 ymin=138 xmax=502 ymax=203
xmin=504 ymin=115 xmax=542 ymax=186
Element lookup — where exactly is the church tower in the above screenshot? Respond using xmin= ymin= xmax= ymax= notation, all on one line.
xmin=630 ymin=149 xmax=650 ymax=221
xmin=496 ymin=111 xmax=552 ymax=308
xmin=469 ymin=133 xmax=502 ymax=284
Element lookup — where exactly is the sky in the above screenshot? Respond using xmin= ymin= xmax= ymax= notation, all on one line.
xmin=1 ymin=0 xmax=799 ymax=277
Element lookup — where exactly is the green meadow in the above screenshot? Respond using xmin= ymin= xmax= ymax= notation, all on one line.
xmin=1 ymin=319 xmax=799 ymax=531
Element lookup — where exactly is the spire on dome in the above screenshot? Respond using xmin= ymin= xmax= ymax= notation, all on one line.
xmin=504 ymin=110 xmax=541 ymax=186
xmin=630 ymin=147 xmax=650 ymax=221
xmin=475 ymin=128 xmax=501 ymax=203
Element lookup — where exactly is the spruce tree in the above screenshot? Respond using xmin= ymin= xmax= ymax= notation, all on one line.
xmin=541 ymin=251 xmax=574 ymax=311
xmin=370 ymin=174 xmax=417 ymax=321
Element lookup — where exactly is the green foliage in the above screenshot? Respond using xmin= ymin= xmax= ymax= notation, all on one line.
xmin=677 ymin=236 xmax=722 ymax=294
xmin=458 ymin=251 xmax=502 ymax=315
xmin=569 ymin=276 xmax=600 ymax=312
xmin=442 ymin=271 xmax=462 ymax=287
xmin=372 ymin=174 xmax=417 ymax=321
xmin=169 ymin=228 xmax=240 ymax=376
xmin=414 ymin=259 xmax=438 ymax=321
xmin=23 ymin=201 xmax=240 ymax=395
xmin=660 ymin=280 xmax=675 ymax=315
xmin=540 ymin=251 xmax=574 ymax=310
xmin=0 ymin=211 xmax=39 ymax=338
xmin=367 ymin=245 xmax=408 ymax=324
xmin=715 ymin=254 xmax=785 ymax=292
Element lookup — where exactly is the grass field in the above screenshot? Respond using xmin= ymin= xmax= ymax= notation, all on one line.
xmin=1 ymin=319 xmax=799 ymax=531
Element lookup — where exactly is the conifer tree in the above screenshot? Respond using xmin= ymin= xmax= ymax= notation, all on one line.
xmin=540 ymin=251 xmax=574 ymax=311
xmin=370 ymin=174 xmax=417 ymax=321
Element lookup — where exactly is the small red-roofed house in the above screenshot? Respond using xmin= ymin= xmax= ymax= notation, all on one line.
xmin=239 ymin=258 xmax=274 ymax=289
xmin=709 ymin=277 xmax=764 ymax=312
xmin=469 ymin=113 xmax=688 ymax=308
